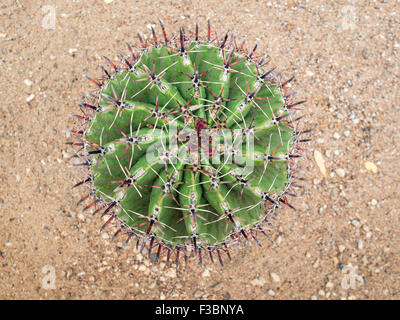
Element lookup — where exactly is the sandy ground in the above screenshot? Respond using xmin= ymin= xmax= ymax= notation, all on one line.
xmin=0 ymin=0 xmax=399 ymax=300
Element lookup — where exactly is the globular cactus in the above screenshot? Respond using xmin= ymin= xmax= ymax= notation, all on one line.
xmin=68 ymin=21 xmax=309 ymax=266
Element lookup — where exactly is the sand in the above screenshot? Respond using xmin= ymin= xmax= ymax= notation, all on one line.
xmin=0 ymin=0 xmax=399 ymax=299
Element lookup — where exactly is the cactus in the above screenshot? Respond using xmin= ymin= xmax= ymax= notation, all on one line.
xmin=68 ymin=22 xmax=308 ymax=266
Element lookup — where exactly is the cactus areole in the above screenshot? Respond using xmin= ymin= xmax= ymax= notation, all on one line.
xmin=69 ymin=22 xmax=308 ymax=266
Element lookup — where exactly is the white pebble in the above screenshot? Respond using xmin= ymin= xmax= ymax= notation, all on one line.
xmin=26 ymin=94 xmax=35 ymax=102
xmin=351 ymin=219 xmax=361 ymax=228
xmin=251 ymin=278 xmax=266 ymax=287
xmin=102 ymin=232 xmax=109 ymax=239
xmin=325 ymin=150 xmax=331 ymax=157
xmin=270 ymin=272 xmax=280 ymax=283
xmin=24 ymin=79 xmax=33 ymax=87
xmin=138 ymin=265 xmax=146 ymax=272
xmin=202 ymin=269 xmax=211 ymax=278
xmin=336 ymin=168 xmax=345 ymax=178
xmin=268 ymin=289 xmax=275 ymax=296
xmin=314 ymin=150 xmax=327 ymax=177
xmin=333 ymin=132 xmax=340 ymax=140
xmin=165 ymin=268 xmax=176 ymax=278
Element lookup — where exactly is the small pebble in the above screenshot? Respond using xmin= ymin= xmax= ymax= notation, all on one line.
xmin=314 ymin=150 xmax=327 ymax=177
xmin=268 ymin=289 xmax=275 ymax=296
xmin=26 ymin=94 xmax=35 ymax=102
xmin=251 ymin=278 xmax=266 ymax=287
xmin=24 ymin=79 xmax=33 ymax=87
xmin=362 ymin=49 xmax=369 ymax=59
xmin=138 ymin=265 xmax=146 ymax=272
xmin=270 ymin=272 xmax=280 ymax=283
xmin=202 ymin=269 xmax=211 ymax=278
xmin=351 ymin=219 xmax=361 ymax=228
xmin=364 ymin=161 xmax=378 ymax=173
xmin=325 ymin=150 xmax=331 ymax=157
xmin=333 ymin=132 xmax=340 ymax=140
xmin=165 ymin=268 xmax=176 ymax=278
xmin=336 ymin=168 xmax=345 ymax=178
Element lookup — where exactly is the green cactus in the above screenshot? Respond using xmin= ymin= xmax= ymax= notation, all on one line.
xmin=69 ymin=22 xmax=307 ymax=265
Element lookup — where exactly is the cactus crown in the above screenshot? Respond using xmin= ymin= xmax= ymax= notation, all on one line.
xmin=69 ymin=22 xmax=307 ymax=266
